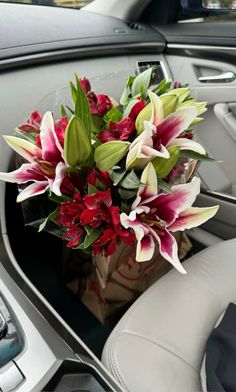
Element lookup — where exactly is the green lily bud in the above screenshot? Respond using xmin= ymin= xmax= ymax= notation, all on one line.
xmin=94 ymin=141 xmax=130 ymax=171
xmin=169 ymin=88 xmax=190 ymax=103
xmin=152 ymin=146 xmax=180 ymax=179
xmin=135 ymin=103 xmax=152 ymax=134
xmin=64 ymin=115 xmax=91 ymax=166
xmin=178 ymin=99 xmax=207 ymax=115
xmin=160 ymin=94 xmax=179 ymax=117
xmin=191 ymin=117 xmax=204 ymax=126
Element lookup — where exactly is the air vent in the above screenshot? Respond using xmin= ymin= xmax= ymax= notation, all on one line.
xmin=136 ymin=61 xmax=167 ymax=83
xmin=127 ymin=22 xmax=145 ymax=31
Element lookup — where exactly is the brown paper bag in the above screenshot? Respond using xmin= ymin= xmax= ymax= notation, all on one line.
xmin=67 ymin=232 xmax=191 ymax=324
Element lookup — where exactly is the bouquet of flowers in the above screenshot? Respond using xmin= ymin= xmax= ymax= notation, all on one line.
xmin=0 ymin=68 xmax=218 ymax=277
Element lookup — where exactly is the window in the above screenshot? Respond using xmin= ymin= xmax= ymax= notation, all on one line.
xmin=0 ymin=0 xmax=92 ymax=8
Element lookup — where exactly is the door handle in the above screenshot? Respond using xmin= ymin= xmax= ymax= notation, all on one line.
xmin=198 ymin=71 xmax=236 ymax=83
xmin=214 ymin=103 xmax=236 ymax=143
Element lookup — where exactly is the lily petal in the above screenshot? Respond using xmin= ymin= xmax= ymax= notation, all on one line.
xmin=150 ymin=227 xmax=186 ymax=274
xmin=148 ymin=90 xmax=164 ymax=126
xmin=132 ymin=163 xmax=158 ymax=209
xmin=40 ymin=112 xmax=63 ymax=162
xmin=51 ymin=161 xmax=67 ymax=196
xmin=0 ymin=162 xmax=44 ymax=184
xmin=120 ymin=212 xmax=154 ymax=262
xmin=168 ymin=138 xmax=206 ymax=155
xmin=3 ymin=135 xmax=42 ymax=163
xmin=168 ymin=205 xmax=219 ymax=232
xmin=156 ymin=107 xmax=198 ymax=146
xmin=126 ymin=121 xmax=169 ymax=170
xmin=148 ymin=177 xmax=201 ymax=226
xmin=16 ymin=181 xmax=49 ymax=202
xmin=136 ymin=232 xmax=155 ymax=262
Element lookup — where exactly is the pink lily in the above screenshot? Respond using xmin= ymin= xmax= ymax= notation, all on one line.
xmin=121 ymin=163 xmax=219 ymax=273
xmin=126 ymin=91 xmax=205 ymax=170
xmin=0 ymin=112 xmax=67 ymax=202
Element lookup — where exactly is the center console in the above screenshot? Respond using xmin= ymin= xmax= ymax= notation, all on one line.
xmin=0 ymin=254 xmax=123 ymax=392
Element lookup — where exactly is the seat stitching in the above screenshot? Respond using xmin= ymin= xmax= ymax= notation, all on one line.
xmin=109 ymin=332 xmax=130 ymax=392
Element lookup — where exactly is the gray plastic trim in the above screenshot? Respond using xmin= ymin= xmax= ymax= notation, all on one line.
xmin=0 ymin=42 xmax=164 ymax=72
xmin=168 ymin=44 xmax=236 ymax=51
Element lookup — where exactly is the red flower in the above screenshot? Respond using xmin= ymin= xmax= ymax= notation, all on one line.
xmin=87 ymin=92 xmax=112 ymax=116
xmin=87 ymin=168 xmax=112 ymax=189
xmin=56 ymin=193 xmax=86 ymax=248
xmin=80 ymin=77 xmax=91 ymax=94
xmin=54 ymin=117 xmax=69 ymax=145
xmin=98 ymin=99 xmax=145 ymax=143
xmin=129 ymin=99 xmax=146 ymax=121
xmin=80 ymin=190 xmax=118 ymax=228
xmin=92 ymin=227 xmax=135 ymax=257
xmin=56 ymin=193 xmax=85 ymax=227
xmin=17 ymin=110 xmax=42 ymax=133
xmin=96 ymin=94 xmax=113 ymax=116
xmin=63 ymin=225 xmax=85 ymax=248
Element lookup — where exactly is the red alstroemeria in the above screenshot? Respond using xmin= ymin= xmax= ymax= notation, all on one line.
xmin=17 ymin=110 xmax=42 ymax=133
xmin=56 ymin=193 xmax=85 ymax=227
xmin=87 ymin=168 xmax=112 ymax=189
xmin=56 ymin=193 xmax=86 ymax=248
xmin=98 ymin=99 xmax=146 ymax=143
xmin=98 ymin=117 xmax=134 ymax=143
xmin=80 ymin=190 xmax=119 ymax=228
xmin=92 ymin=227 xmax=135 ymax=257
xmin=80 ymin=77 xmax=91 ymax=94
xmin=54 ymin=117 xmax=69 ymax=146
xmin=87 ymin=92 xmax=112 ymax=116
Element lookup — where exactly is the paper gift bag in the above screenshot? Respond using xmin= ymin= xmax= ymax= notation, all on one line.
xmin=67 ymin=232 xmax=191 ymax=324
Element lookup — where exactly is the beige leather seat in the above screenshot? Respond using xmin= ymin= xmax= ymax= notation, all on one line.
xmin=102 ymin=239 xmax=236 ymax=392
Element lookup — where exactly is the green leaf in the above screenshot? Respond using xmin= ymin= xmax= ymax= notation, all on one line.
xmin=180 ymin=150 xmax=216 ymax=161
xmin=74 ymin=74 xmax=92 ymax=137
xmin=84 ymin=228 xmax=102 ymax=249
xmin=109 ymin=167 xmax=126 ymax=186
xmin=152 ymin=146 xmax=180 ymax=179
xmin=120 ymin=75 xmax=136 ymax=105
xmin=85 ymin=225 xmax=94 ymax=236
xmin=94 ymin=141 xmax=130 ymax=171
xmin=118 ymin=188 xmax=138 ymax=200
xmin=103 ymin=107 xmax=122 ymax=125
xmin=64 ymin=115 xmax=91 ymax=166
xmin=70 ymin=81 xmax=77 ymax=104
xmin=91 ymin=115 xmax=104 ymax=133
xmin=154 ymin=79 xmax=171 ymax=95
xmin=131 ymin=68 xmax=153 ymax=98
xmin=66 ymin=105 xmax=74 ymax=115
xmin=158 ymin=179 xmax=172 ymax=194
xmin=120 ymin=170 xmax=140 ymax=189
xmin=38 ymin=208 xmax=59 ymax=232
xmin=121 ymin=202 xmax=131 ymax=214
xmin=60 ymin=104 xmax=67 ymax=118
xmin=88 ymin=184 xmax=98 ymax=194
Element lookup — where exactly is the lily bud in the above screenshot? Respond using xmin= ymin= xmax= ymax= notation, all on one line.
xmin=94 ymin=140 xmax=130 ymax=171
xmin=152 ymin=146 xmax=180 ymax=179
xmin=64 ymin=115 xmax=91 ymax=166
xmin=169 ymin=88 xmax=190 ymax=103
xmin=178 ymin=99 xmax=207 ymax=115
xmin=135 ymin=103 xmax=151 ymax=134
xmin=160 ymin=94 xmax=179 ymax=117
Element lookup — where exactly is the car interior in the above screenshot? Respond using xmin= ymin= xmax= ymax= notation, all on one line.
xmin=0 ymin=0 xmax=236 ymax=390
